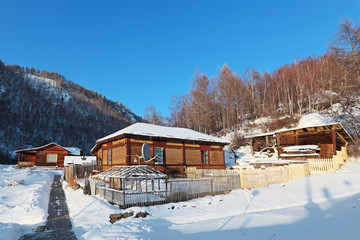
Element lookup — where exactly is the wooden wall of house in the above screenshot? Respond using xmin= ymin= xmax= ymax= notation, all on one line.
xmin=35 ymin=145 xmax=68 ymax=167
xmin=95 ymin=137 xmax=226 ymax=173
xmin=278 ymin=132 xmax=335 ymax=146
xmin=253 ymin=137 xmax=267 ymax=151
xmin=26 ymin=154 xmax=36 ymax=162
xmin=319 ymin=144 xmax=334 ymax=158
xmin=210 ymin=147 xmax=224 ymax=166
xmin=277 ymin=130 xmax=348 ymax=159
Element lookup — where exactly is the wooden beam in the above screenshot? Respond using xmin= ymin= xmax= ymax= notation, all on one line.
xmin=336 ymin=132 xmax=347 ymax=144
xmin=250 ymin=138 xmax=254 ymax=156
xmin=332 ymin=131 xmax=337 ymax=155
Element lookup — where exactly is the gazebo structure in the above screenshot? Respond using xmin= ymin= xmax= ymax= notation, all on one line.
xmin=92 ymin=165 xmax=168 ymax=208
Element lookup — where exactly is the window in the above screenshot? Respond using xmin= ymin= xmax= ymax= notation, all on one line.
xmin=154 ymin=147 xmax=164 ymax=164
xmin=108 ymin=149 xmax=112 ymax=164
xmin=47 ymin=154 xmax=57 ymax=163
xmin=201 ymin=150 xmax=209 ymax=165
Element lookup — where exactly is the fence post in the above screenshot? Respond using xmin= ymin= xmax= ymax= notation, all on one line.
xmin=240 ymin=171 xmax=244 ymax=189
xmin=210 ymin=177 xmax=214 ymax=195
xmin=165 ymin=178 xmax=168 ymax=200
xmin=122 ymin=178 xmax=126 ymax=208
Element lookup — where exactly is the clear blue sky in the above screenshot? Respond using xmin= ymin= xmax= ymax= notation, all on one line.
xmin=1 ymin=1 xmax=359 ymax=118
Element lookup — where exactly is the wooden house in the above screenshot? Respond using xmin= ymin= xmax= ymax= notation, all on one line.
xmin=16 ymin=142 xmax=83 ymax=167
xmin=90 ymin=123 xmax=229 ymax=174
xmin=247 ymin=132 xmax=276 ymax=155
xmin=248 ymin=123 xmax=354 ymax=160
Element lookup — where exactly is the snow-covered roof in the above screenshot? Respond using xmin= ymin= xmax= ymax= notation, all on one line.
xmin=245 ymin=132 xmax=276 ymax=138
xmin=275 ymin=122 xmax=340 ymax=134
xmin=63 ymin=147 xmax=82 ymax=155
xmin=15 ymin=142 xmax=82 ymax=155
xmin=96 ymin=123 xmax=230 ymax=145
xmin=64 ymin=156 xmax=96 ymax=165
xmin=94 ymin=165 xmax=167 ymax=180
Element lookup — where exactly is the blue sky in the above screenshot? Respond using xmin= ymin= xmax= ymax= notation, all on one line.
xmin=1 ymin=1 xmax=359 ymax=118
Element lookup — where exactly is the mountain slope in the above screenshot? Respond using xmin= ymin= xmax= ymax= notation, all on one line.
xmin=0 ymin=61 xmax=142 ymax=163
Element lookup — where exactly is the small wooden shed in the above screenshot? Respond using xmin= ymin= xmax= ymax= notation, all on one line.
xmin=248 ymin=123 xmax=354 ymax=160
xmin=90 ymin=123 xmax=229 ymax=175
xmin=16 ymin=142 xmax=83 ymax=167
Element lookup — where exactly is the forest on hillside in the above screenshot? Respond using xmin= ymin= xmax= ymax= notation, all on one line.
xmin=0 ymin=63 xmax=141 ymax=163
xmin=145 ymin=18 xmax=360 ymax=144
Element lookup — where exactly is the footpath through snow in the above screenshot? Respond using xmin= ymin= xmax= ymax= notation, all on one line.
xmin=0 ymin=165 xmax=59 ymax=239
xmin=62 ymin=160 xmax=360 ymax=240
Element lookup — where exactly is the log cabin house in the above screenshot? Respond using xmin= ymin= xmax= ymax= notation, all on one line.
xmin=16 ymin=142 xmax=83 ymax=167
xmin=248 ymin=123 xmax=354 ymax=160
xmin=90 ymin=123 xmax=229 ymax=175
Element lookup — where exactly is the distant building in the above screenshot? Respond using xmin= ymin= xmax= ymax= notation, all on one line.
xmin=15 ymin=142 xmax=83 ymax=167
xmin=247 ymin=123 xmax=354 ymax=160
xmin=90 ymin=123 xmax=229 ymax=175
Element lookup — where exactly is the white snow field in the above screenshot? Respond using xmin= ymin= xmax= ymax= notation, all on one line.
xmin=0 ymin=165 xmax=59 ymax=239
xmin=2 ymin=161 xmax=360 ymax=240
xmin=63 ymin=160 xmax=360 ymax=240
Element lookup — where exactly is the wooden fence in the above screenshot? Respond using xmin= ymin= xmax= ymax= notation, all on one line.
xmin=64 ymin=163 xmax=99 ymax=182
xmin=307 ymin=158 xmax=335 ymax=174
xmin=239 ymin=163 xmax=309 ymax=189
xmin=307 ymin=146 xmax=347 ymax=174
xmin=92 ymin=149 xmax=348 ymax=208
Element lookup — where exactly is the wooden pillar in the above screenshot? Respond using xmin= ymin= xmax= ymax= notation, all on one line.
xmin=265 ymin=136 xmax=269 ymax=146
xmin=277 ymin=136 xmax=281 ymax=159
xmin=332 ymin=131 xmax=337 ymax=155
xmin=295 ymin=132 xmax=299 ymax=145
xmin=250 ymin=138 xmax=254 ymax=156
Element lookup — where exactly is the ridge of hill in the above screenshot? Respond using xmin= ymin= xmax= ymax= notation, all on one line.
xmin=0 ymin=61 xmax=142 ymax=163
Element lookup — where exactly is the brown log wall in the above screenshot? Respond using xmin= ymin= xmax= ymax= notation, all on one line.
xmin=112 ymin=146 xmax=126 ymax=165
xmin=95 ymin=137 xmax=226 ymax=173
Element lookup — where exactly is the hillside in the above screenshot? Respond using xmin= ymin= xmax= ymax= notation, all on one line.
xmin=0 ymin=61 xmax=142 ymax=163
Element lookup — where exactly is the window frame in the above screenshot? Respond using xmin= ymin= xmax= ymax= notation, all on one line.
xmin=154 ymin=147 xmax=164 ymax=164
xmin=108 ymin=149 xmax=112 ymax=165
xmin=153 ymin=141 xmax=166 ymax=165
xmin=47 ymin=154 xmax=57 ymax=163
xmin=200 ymin=145 xmax=210 ymax=166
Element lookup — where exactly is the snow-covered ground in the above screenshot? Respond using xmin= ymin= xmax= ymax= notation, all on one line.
xmin=2 ymin=156 xmax=360 ymax=239
xmin=62 ymin=160 xmax=360 ymax=240
xmin=0 ymin=165 xmax=60 ymax=240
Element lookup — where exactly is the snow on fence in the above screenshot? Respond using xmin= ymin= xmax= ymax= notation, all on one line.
xmin=185 ymin=167 xmax=238 ymax=178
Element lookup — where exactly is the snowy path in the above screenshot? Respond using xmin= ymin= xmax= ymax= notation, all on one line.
xmin=20 ymin=175 xmax=76 ymax=240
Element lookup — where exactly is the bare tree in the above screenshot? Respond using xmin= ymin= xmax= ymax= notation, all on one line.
xmin=144 ymin=105 xmax=165 ymax=126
